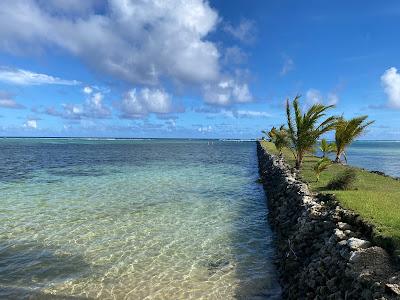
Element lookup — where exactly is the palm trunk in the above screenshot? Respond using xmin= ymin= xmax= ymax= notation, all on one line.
xmin=295 ymin=152 xmax=303 ymax=169
xmin=335 ymin=150 xmax=342 ymax=163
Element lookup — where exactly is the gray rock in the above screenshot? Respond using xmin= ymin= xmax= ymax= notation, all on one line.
xmin=344 ymin=230 xmax=356 ymax=237
xmin=338 ymin=222 xmax=352 ymax=230
xmin=347 ymin=238 xmax=371 ymax=250
xmin=334 ymin=229 xmax=346 ymax=240
xmin=386 ymin=283 xmax=400 ymax=295
xmin=349 ymin=251 xmax=361 ymax=263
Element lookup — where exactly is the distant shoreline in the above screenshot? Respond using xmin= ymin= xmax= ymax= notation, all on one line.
xmin=1 ymin=136 xmax=400 ymax=142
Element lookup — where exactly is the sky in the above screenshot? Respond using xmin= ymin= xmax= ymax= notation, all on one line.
xmin=0 ymin=0 xmax=399 ymax=139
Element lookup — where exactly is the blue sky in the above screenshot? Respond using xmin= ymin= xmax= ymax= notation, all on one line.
xmin=0 ymin=0 xmax=399 ymax=139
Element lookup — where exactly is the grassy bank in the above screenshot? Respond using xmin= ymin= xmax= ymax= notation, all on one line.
xmin=260 ymin=140 xmax=400 ymax=252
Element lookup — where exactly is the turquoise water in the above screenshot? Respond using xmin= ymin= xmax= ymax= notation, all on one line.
xmin=345 ymin=141 xmax=400 ymax=177
xmin=0 ymin=139 xmax=280 ymax=299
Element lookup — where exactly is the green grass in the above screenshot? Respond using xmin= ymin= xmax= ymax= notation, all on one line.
xmin=261 ymin=141 xmax=400 ymax=252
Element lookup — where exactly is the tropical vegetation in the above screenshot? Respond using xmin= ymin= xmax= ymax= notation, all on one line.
xmin=261 ymin=141 xmax=400 ymax=253
xmin=313 ymin=157 xmax=331 ymax=182
xmin=319 ymin=138 xmax=336 ymax=158
xmin=285 ymin=95 xmax=337 ymax=169
xmin=334 ymin=116 xmax=375 ymax=163
xmin=262 ymin=125 xmax=289 ymax=156
xmin=263 ymin=96 xmax=374 ymax=169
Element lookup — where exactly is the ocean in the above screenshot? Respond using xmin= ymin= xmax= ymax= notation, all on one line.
xmin=0 ymin=139 xmax=280 ymax=299
xmin=344 ymin=140 xmax=400 ymax=178
xmin=2 ymin=138 xmax=399 ymax=299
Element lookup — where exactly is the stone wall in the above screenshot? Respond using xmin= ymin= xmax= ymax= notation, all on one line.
xmin=256 ymin=141 xmax=400 ymax=299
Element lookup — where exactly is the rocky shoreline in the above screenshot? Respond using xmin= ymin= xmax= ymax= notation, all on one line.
xmin=256 ymin=141 xmax=400 ymax=299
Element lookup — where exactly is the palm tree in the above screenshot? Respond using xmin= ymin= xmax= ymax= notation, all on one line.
xmin=319 ymin=138 xmax=336 ymax=158
xmin=271 ymin=125 xmax=289 ymax=156
xmin=262 ymin=127 xmax=276 ymax=142
xmin=334 ymin=116 xmax=374 ymax=163
xmin=286 ymin=95 xmax=337 ymax=169
xmin=262 ymin=126 xmax=289 ymax=156
xmin=313 ymin=157 xmax=332 ymax=182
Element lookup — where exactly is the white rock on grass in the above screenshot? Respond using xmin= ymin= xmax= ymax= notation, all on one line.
xmin=347 ymin=238 xmax=371 ymax=250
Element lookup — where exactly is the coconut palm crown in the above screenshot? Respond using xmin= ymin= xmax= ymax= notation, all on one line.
xmin=334 ymin=116 xmax=374 ymax=163
xmin=319 ymin=138 xmax=336 ymax=158
xmin=269 ymin=125 xmax=289 ymax=156
xmin=313 ymin=157 xmax=332 ymax=182
xmin=286 ymin=95 xmax=337 ymax=169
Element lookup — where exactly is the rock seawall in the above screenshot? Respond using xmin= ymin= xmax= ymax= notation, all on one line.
xmin=257 ymin=141 xmax=400 ymax=299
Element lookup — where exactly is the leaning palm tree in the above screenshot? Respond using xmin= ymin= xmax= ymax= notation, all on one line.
xmin=319 ymin=138 xmax=336 ymax=158
xmin=286 ymin=95 xmax=337 ymax=169
xmin=334 ymin=116 xmax=374 ymax=163
xmin=313 ymin=157 xmax=332 ymax=182
xmin=270 ymin=125 xmax=289 ymax=156
xmin=262 ymin=127 xmax=277 ymax=142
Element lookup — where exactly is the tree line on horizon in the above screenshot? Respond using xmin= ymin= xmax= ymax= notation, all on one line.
xmin=262 ymin=95 xmax=374 ymax=181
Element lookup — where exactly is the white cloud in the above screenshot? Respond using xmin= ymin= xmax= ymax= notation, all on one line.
xmin=197 ymin=125 xmax=212 ymax=132
xmin=24 ymin=119 xmax=37 ymax=129
xmin=85 ymin=92 xmax=111 ymax=118
xmin=280 ymin=56 xmax=294 ymax=76
xmin=203 ymin=78 xmax=252 ymax=106
xmin=224 ymin=46 xmax=247 ymax=65
xmin=194 ymin=106 xmax=270 ymax=118
xmin=235 ymin=110 xmax=271 ymax=118
xmin=83 ymin=86 xmax=93 ymax=94
xmin=0 ymin=0 xmax=220 ymax=86
xmin=0 ymin=97 xmax=25 ymax=109
xmin=381 ymin=67 xmax=400 ymax=108
xmin=306 ymin=89 xmax=339 ymax=106
xmin=37 ymin=0 xmax=102 ymax=16
xmin=45 ymin=91 xmax=111 ymax=119
xmin=306 ymin=89 xmax=322 ymax=105
xmin=224 ymin=19 xmax=256 ymax=44
xmin=119 ymin=88 xmax=173 ymax=118
xmin=0 ymin=67 xmax=80 ymax=85
xmin=327 ymin=93 xmax=339 ymax=105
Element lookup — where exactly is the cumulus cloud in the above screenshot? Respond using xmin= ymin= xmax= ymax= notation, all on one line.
xmin=119 ymin=88 xmax=173 ymax=118
xmin=306 ymin=89 xmax=339 ymax=106
xmin=83 ymin=86 xmax=93 ymax=94
xmin=381 ymin=67 xmax=400 ymax=109
xmin=0 ymin=99 xmax=25 ymax=109
xmin=0 ymin=67 xmax=80 ymax=85
xmin=203 ymin=78 xmax=252 ymax=106
xmin=0 ymin=92 xmax=25 ymax=109
xmin=45 ymin=92 xmax=111 ymax=119
xmin=0 ymin=0 xmax=220 ymax=86
xmin=24 ymin=119 xmax=37 ymax=129
xmin=224 ymin=19 xmax=256 ymax=44
xmin=37 ymin=0 xmax=103 ymax=16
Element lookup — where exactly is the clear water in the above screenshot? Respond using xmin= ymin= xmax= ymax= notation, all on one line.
xmin=0 ymin=139 xmax=280 ymax=299
xmin=345 ymin=141 xmax=400 ymax=177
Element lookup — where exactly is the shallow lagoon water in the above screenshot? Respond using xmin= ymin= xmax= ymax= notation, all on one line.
xmin=0 ymin=139 xmax=280 ymax=299
xmin=345 ymin=141 xmax=400 ymax=177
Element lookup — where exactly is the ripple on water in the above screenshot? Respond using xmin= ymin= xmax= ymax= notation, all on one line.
xmin=0 ymin=140 xmax=280 ymax=299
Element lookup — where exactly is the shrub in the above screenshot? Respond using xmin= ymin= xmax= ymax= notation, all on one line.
xmin=326 ymin=169 xmax=357 ymax=190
